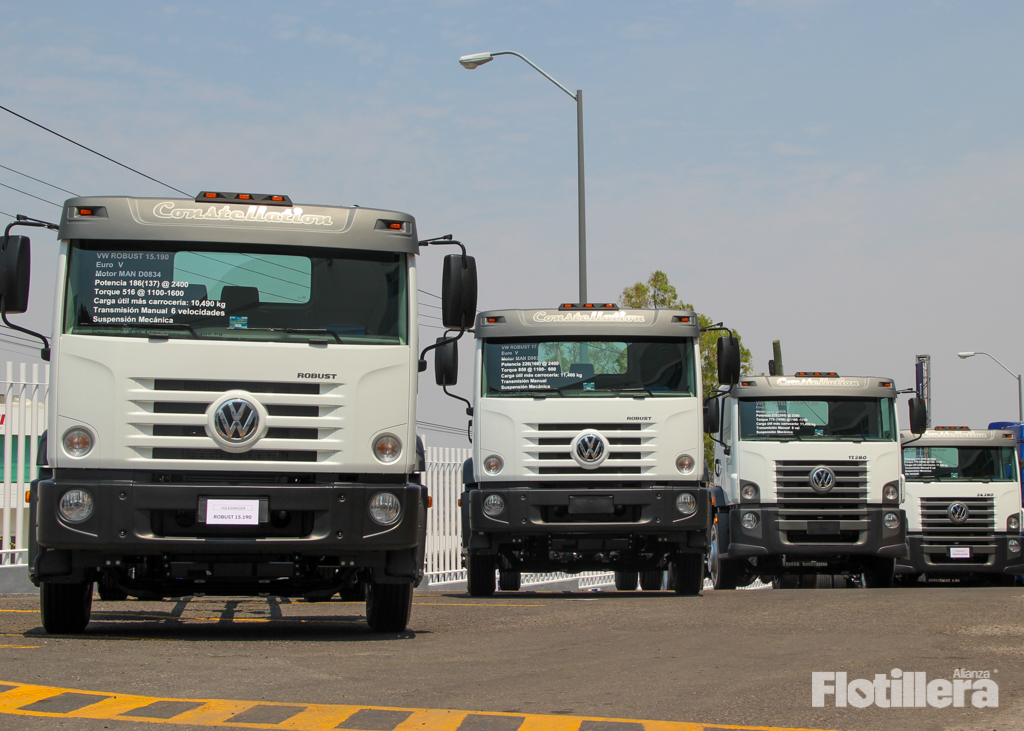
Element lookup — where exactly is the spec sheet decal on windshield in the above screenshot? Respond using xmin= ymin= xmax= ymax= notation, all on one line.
xmin=497 ymin=343 xmax=584 ymax=391
xmin=78 ymin=250 xmax=221 ymax=325
xmin=532 ymin=310 xmax=648 ymax=323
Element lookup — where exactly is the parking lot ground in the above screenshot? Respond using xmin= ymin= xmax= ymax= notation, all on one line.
xmin=0 ymin=585 xmax=1022 ymax=731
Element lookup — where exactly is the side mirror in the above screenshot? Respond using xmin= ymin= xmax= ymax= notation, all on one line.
xmin=434 ymin=337 xmax=459 ymax=386
xmin=908 ymin=398 xmax=927 ymax=435
xmin=703 ymin=396 xmax=720 ymax=434
xmin=717 ymin=336 xmax=741 ymax=386
xmin=441 ymin=254 xmax=478 ymax=329
xmin=0 ymin=235 xmax=31 ymax=314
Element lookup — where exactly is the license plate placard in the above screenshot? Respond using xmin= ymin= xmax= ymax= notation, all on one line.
xmin=568 ymin=495 xmax=615 ymax=515
xmin=949 ymin=546 xmax=972 ymax=559
xmin=206 ymin=499 xmax=260 ymax=525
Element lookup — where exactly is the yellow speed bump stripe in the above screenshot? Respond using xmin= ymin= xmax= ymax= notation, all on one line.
xmin=0 ymin=681 xmax=838 ymax=731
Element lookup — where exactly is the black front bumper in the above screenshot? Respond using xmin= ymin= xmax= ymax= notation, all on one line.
xmin=725 ymin=505 xmax=908 ymax=559
xmin=898 ymin=534 xmax=1024 ymax=576
xmin=31 ymin=470 xmax=426 ymax=585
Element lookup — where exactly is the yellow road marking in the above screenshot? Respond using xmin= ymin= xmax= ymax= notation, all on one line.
xmin=0 ymin=645 xmax=38 ymax=649
xmin=0 ymin=680 xmax=840 ymax=731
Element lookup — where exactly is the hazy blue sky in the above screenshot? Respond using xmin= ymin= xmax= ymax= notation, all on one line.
xmin=2 ymin=1 xmax=1023 ymax=443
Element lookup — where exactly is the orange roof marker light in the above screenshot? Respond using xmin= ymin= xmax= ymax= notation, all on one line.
xmin=194 ymin=192 xmax=293 ymax=206
xmin=794 ymin=372 xmax=839 ymax=377
xmin=558 ymin=303 xmax=619 ymax=310
xmin=935 ymin=426 xmax=970 ymax=430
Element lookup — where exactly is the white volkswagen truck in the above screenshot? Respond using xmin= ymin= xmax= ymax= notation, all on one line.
xmin=899 ymin=427 xmax=1023 ymax=585
xmin=707 ymin=373 xmax=926 ymax=590
xmin=1 ymin=192 xmax=475 ymax=634
xmin=454 ymin=304 xmax=740 ymax=597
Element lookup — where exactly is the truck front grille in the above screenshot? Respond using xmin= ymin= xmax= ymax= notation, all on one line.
xmin=128 ymin=378 xmax=342 ymax=465
xmin=523 ymin=422 xmax=656 ymax=478
xmin=920 ymin=496 xmax=995 ymax=565
xmin=775 ymin=460 xmax=868 ymax=544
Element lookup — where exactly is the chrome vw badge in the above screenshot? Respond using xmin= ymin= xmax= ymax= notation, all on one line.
xmin=571 ymin=431 xmax=608 ymax=470
xmin=808 ymin=466 xmax=836 ymax=493
xmin=206 ymin=391 xmax=269 ymax=453
xmin=947 ymin=502 xmax=970 ymax=524
xmin=216 ymin=398 xmax=258 ymax=442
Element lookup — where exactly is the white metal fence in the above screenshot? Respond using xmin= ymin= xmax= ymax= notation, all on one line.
xmin=1 ymin=363 xmax=48 ymax=567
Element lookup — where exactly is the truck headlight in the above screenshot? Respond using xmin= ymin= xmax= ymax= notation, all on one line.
xmin=1009 ymin=539 xmax=1021 ymax=554
xmin=483 ymin=494 xmax=506 ymax=517
xmin=675 ymin=492 xmax=697 ymax=515
xmin=884 ymin=512 xmax=901 ymax=530
xmin=483 ymin=455 xmax=504 ymax=475
xmin=368 ymin=492 xmax=401 ymax=526
xmin=883 ymin=484 xmax=899 ymax=502
xmin=741 ymin=512 xmax=759 ymax=529
xmin=59 ymin=489 xmax=94 ymax=523
xmin=1009 ymin=514 xmax=1021 ymax=532
xmin=676 ymin=454 xmax=695 ymax=474
xmin=741 ymin=483 xmax=758 ymax=501
xmin=62 ymin=427 xmax=94 ymax=458
xmin=372 ymin=434 xmax=401 ymax=463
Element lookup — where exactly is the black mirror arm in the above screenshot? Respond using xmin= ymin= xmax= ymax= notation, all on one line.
xmin=443 ymin=384 xmax=473 ymax=416
xmin=418 ymin=235 xmax=469 ymax=268
xmin=1 ymin=297 xmax=49 ymax=360
xmin=418 ymin=327 xmax=468 ymax=373
xmin=700 ymin=321 xmax=731 ymax=334
xmin=3 ymin=216 xmax=59 ymax=241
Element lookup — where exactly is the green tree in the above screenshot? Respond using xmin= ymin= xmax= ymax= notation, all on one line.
xmin=620 ymin=270 xmax=753 ymax=474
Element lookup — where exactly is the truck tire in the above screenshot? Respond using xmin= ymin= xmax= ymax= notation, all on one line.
xmin=670 ymin=554 xmax=704 ymax=596
xmin=614 ymin=571 xmax=639 ymax=591
xmin=771 ymin=574 xmax=798 ymax=590
xmin=708 ymin=523 xmax=740 ymax=591
xmin=498 ymin=569 xmax=521 ymax=592
xmin=40 ymin=581 xmax=93 ymax=634
xmin=863 ymin=557 xmax=896 ymax=588
xmin=466 ymin=553 xmax=496 ymax=597
xmin=640 ymin=570 xmax=664 ymax=591
xmin=365 ymin=580 xmax=413 ymax=632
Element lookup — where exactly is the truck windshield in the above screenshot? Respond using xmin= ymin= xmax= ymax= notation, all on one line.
xmin=481 ymin=337 xmax=696 ymax=397
xmin=738 ymin=398 xmax=897 ymax=441
xmin=63 ymin=240 xmax=407 ymax=344
xmin=903 ymin=446 xmax=1017 ymax=481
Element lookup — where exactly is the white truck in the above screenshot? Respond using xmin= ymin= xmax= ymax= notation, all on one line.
xmin=446 ymin=304 xmax=740 ymax=596
xmin=706 ymin=373 xmax=926 ymax=589
xmin=899 ymin=427 xmax=1023 ymax=585
xmin=0 ymin=192 xmax=476 ymax=634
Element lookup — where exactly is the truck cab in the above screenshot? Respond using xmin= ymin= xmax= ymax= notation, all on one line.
xmin=708 ymin=373 xmax=923 ymax=589
xmin=899 ymin=427 xmax=1024 ymax=584
xmin=456 ymin=304 xmax=740 ymax=596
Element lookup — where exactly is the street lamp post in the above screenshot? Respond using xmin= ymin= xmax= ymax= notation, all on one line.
xmin=459 ymin=51 xmax=587 ymax=303
xmin=958 ymin=351 xmax=1024 ymax=423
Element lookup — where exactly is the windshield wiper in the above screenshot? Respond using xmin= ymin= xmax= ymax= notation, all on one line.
xmin=250 ymin=327 xmax=345 ymax=343
xmin=142 ymin=323 xmax=200 ymax=339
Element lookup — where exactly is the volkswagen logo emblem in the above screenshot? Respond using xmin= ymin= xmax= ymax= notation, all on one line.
xmin=808 ymin=466 xmax=836 ymax=493
xmin=576 ymin=434 xmax=605 ymax=463
xmin=947 ymin=502 xmax=970 ymax=524
xmin=215 ymin=398 xmax=259 ymax=443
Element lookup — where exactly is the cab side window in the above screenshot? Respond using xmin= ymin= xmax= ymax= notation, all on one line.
xmin=721 ymin=399 xmax=733 ymax=450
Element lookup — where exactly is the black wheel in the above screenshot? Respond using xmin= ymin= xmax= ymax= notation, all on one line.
xmin=40 ymin=581 xmax=93 ymax=634
xmin=708 ymin=522 xmax=740 ymax=590
xmin=670 ymin=553 xmax=704 ymax=596
xmin=338 ymin=582 xmax=366 ymax=602
xmin=466 ymin=553 xmax=496 ymax=597
xmin=640 ymin=569 xmax=664 ymax=591
xmin=614 ymin=571 xmax=639 ymax=591
xmin=365 ymin=580 xmax=412 ymax=632
xmin=498 ymin=569 xmax=521 ymax=592
xmin=771 ymin=574 xmax=799 ymax=590
xmin=863 ymin=557 xmax=896 ymax=588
